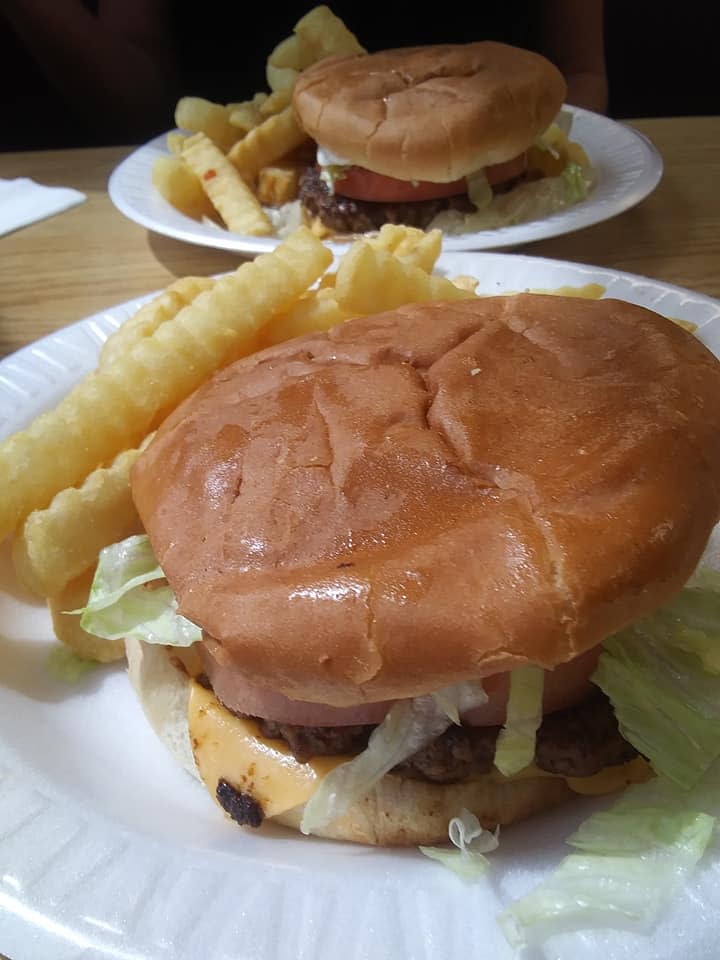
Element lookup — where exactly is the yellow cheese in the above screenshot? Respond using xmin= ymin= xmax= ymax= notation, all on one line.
xmin=565 ymin=757 xmax=654 ymax=795
xmin=188 ymin=681 xmax=347 ymax=819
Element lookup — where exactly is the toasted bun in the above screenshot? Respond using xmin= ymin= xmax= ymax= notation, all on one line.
xmin=131 ymin=296 xmax=720 ymax=706
xmin=126 ymin=640 xmax=575 ymax=844
xmin=292 ymin=43 xmax=567 ymax=182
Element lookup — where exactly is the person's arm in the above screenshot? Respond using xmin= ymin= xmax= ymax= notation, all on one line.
xmin=0 ymin=0 xmax=177 ymax=136
xmin=535 ymin=0 xmax=609 ymax=113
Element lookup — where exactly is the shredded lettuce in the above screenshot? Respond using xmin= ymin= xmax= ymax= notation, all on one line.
xmin=593 ymin=573 xmax=720 ymax=789
xmin=499 ymin=771 xmax=716 ymax=948
xmin=300 ymin=683 xmax=485 ymax=835
xmin=493 ymin=666 xmax=544 ymax=776
xmin=562 ymin=161 xmax=590 ymax=203
xmin=318 ymin=164 xmax=349 ymax=191
xmin=431 ymin=681 xmax=487 ymax=725
xmin=466 ymin=171 xmax=493 ymax=211
xmin=78 ymin=534 xmax=201 ymax=647
xmin=47 ymin=645 xmax=98 ymax=682
xmin=420 ymin=808 xmax=499 ymax=879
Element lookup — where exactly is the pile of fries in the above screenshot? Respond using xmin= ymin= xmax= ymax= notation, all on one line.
xmin=2 ymin=225 xmax=483 ymax=663
xmin=153 ymin=5 xmax=365 ymax=238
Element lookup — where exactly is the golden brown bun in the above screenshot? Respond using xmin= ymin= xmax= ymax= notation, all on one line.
xmin=131 ymin=296 xmax=720 ymax=706
xmin=276 ymin=772 xmax=574 ymax=846
xmin=292 ymin=43 xmax=567 ymax=181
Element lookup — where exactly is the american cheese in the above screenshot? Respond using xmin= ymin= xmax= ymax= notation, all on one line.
xmin=188 ymin=681 xmax=347 ymax=818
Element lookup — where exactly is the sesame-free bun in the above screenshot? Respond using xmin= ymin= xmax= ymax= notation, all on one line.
xmin=131 ymin=296 xmax=720 ymax=707
xmin=292 ymin=43 xmax=567 ymax=182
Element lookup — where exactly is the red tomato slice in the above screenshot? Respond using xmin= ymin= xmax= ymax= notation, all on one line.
xmin=332 ymin=153 xmax=528 ymax=203
xmin=333 ymin=167 xmax=466 ymax=203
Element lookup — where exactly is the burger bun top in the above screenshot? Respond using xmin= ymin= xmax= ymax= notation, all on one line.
xmin=131 ymin=295 xmax=720 ymax=706
xmin=292 ymin=42 xmax=567 ymax=182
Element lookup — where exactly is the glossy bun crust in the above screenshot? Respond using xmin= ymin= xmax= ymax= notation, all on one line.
xmin=292 ymin=43 xmax=567 ymax=181
xmin=131 ymin=296 xmax=720 ymax=706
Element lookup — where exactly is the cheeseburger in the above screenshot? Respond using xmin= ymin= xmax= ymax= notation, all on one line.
xmin=83 ymin=294 xmax=720 ymax=846
xmin=291 ymin=42 xmax=591 ymax=236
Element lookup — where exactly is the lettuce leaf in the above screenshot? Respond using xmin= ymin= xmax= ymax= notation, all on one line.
xmin=493 ymin=666 xmax=544 ymax=776
xmin=300 ymin=684 xmax=485 ymax=835
xmin=499 ymin=772 xmax=716 ymax=948
xmin=420 ymin=808 xmax=499 ymax=879
xmin=593 ymin=574 xmax=720 ymax=789
xmin=78 ymin=534 xmax=201 ymax=647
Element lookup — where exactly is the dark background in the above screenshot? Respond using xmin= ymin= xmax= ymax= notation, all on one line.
xmin=0 ymin=0 xmax=717 ymax=152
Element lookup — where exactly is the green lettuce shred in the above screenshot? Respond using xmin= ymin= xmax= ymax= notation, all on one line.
xmin=593 ymin=570 xmax=720 ymax=789
xmin=499 ymin=772 xmax=716 ymax=948
xmin=420 ymin=808 xmax=499 ymax=879
xmin=300 ymin=682 xmax=487 ymax=836
xmin=78 ymin=534 xmax=201 ymax=647
xmin=47 ymin=645 xmax=98 ymax=683
xmin=493 ymin=666 xmax=544 ymax=776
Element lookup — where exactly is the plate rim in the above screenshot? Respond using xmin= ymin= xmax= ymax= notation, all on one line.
xmin=2 ymin=251 xmax=719 ymax=960
xmin=107 ymin=106 xmax=664 ymax=256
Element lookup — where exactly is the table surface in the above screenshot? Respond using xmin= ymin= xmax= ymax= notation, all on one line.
xmin=1 ymin=116 xmax=718 ymax=359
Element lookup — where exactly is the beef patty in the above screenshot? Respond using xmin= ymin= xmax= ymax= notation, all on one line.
xmin=249 ymin=691 xmax=638 ymax=782
xmin=297 ymin=165 xmax=475 ymax=234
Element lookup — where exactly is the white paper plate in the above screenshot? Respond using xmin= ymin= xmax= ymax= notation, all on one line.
xmin=108 ymin=108 xmax=663 ymax=256
xmin=2 ymin=252 xmax=719 ymax=960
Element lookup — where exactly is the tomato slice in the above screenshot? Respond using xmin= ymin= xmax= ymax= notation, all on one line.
xmin=333 ymin=167 xmax=466 ymax=203
xmin=332 ymin=153 xmax=528 ymax=203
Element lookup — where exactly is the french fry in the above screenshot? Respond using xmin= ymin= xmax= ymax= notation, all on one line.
xmin=0 ymin=227 xmax=333 ymax=539
xmin=228 ymin=93 xmax=269 ymax=133
xmin=294 ymin=5 xmax=366 ymax=57
xmin=166 ymin=132 xmax=187 ymax=155
xmin=13 ymin=447 xmax=144 ymax=598
xmin=151 ymin=155 xmax=217 ymax=222
xmin=450 ymin=275 xmax=481 ymax=293
xmin=256 ymin=164 xmax=302 ymax=206
xmin=260 ymin=287 xmax=353 ymax=347
xmin=228 ymin=107 xmax=307 ymax=184
xmin=334 ymin=242 xmax=477 ymax=314
xmin=174 ymin=96 xmax=239 ymax=152
xmin=366 ymin=225 xmax=443 ymax=273
xmin=259 ymin=89 xmax=292 ymax=115
xmin=48 ymin=568 xmax=125 ymax=663
xmin=100 ymin=276 xmax=215 ymax=368
xmin=181 ymin=132 xmax=273 ymax=235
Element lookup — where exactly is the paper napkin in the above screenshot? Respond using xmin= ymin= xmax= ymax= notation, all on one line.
xmin=0 ymin=177 xmax=86 ymax=237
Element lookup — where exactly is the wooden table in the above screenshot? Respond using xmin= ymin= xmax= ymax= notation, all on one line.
xmin=1 ymin=116 xmax=718 ymax=359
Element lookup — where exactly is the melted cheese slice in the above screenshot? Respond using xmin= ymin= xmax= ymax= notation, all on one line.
xmin=188 ymin=681 xmax=347 ymax=818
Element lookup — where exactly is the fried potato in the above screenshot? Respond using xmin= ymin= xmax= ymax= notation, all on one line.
xmin=260 ymin=287 xmax=353 ymax=346
xmin=181 ymin=132 xmax=273 ymax=235
xmin=294 ymin=5 xmax=366 ymax=57
xmin=335 ymin=242 xmax=477 ymax=314
xmin=166 ymin=132 xmax=187 ymax=155
xmin=228 ymin=107 xmax=307 ymax=184
xmin=228 ymin=93 xmax=269 ymax=133
xmin=152 ymin=155 xmax=217 ymax=222
xmin=450 ymin=275 xmax=481 ymax=293
xmin=366 ymin=225 xmax=443 ymax=273
xmin=13 ymin=446 xmax=144 ymax=598
xmin=174 ymin=96 xmax=239 ymax=152
xmin=256 ymin=164 xmax=302 ymax=205
xmin=48 ymin=568 xmax=125 ymax=663
xmin=100 ymin=276 xmax=215 ymax=368
xmin=0 ymin=227 xmax=333 ymax=539
xmin=259 ymin=89 xmax=293 ymax=115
